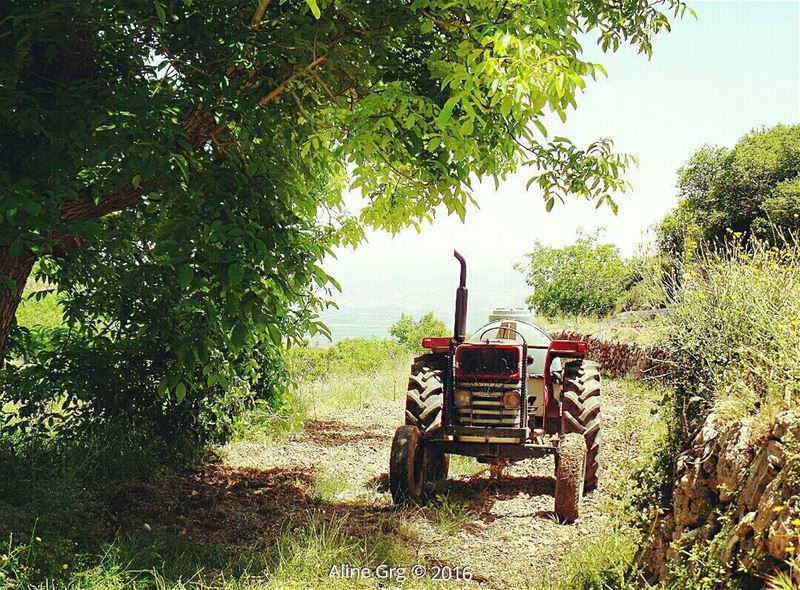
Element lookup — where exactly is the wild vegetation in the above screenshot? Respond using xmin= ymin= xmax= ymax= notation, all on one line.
xmin=3 ymin=1 xmax=798 ymax=588
xmin=517 ymin=233 xmax=664 ymax=319
xmin=389 ymin=313 xmax=449 ymax=354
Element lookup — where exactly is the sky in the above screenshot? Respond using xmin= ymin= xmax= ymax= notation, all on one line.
xmin=318 ymin=0 xmax=800 ymax=341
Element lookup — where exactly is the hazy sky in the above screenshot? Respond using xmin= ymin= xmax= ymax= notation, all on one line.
xmin=320 ymin=0 xmax=800 ymax=340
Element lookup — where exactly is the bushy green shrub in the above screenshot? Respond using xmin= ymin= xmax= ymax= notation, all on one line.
xmin=615 ymin=253 xmax=666 ymax=313
xmin=389 ymin=312 xmax=449 ymax=353
xmin=0 ymin=327 xmax=288 ymax=454
xmin=662 ymin=237 xmax=800 ymax=437
xmin=516 ymin=234 xmax=631 ymax=317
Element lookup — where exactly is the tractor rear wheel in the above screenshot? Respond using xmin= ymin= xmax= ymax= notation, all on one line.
xmin=554 ymin=432 xmax=587 ymax=523
xmin=561 ymin=359 xmax=601 ymax=492
xmin=390 ymin=425 xmax=427 ymax=504
xmin=405 ymin=354 xmax=446 ymax=435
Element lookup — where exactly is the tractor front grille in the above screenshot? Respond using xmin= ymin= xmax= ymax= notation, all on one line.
xmin=453 ymin=382 xmax=522 ymax=427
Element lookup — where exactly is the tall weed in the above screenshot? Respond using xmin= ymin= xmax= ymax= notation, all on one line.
xmin=662 ymin=237 xmax=800 ymax=436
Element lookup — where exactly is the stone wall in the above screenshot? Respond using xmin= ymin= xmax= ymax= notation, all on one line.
xmin=639 ymin=410 xmax=800 ymax=587
xmin=550 ymin=330 xmax=669 ymax=380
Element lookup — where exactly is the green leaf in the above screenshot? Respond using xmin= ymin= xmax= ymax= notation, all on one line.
xmin=305 ymin=0 xmax=321 ymax=19
xmin=231 ymin=322 xmax=248 ymax=346
xmin=267 ymin=324 xmax=282 ymax=346
xmin=437 ymin=95 xmax=460 ymax=129
xmin=545 ymin=197 xmax=555 ymax=212
xmin=155 ymin=2 xmax=166 ymax=23
xmin=196 ymin=340 xmax=210 ymax=364
xmin=228 ymin=263 xmax=244 ymax=287
xmin=132 ymin=174 xmax=141 ymax=189
xmin=175 ymin=382 xmax=187 ymax=404
xmin=177 ymin=265 xmax=194 ymax=288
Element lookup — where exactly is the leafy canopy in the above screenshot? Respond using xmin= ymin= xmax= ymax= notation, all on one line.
xmin=657 ymin=124 xmax=800 ymax=257
xmin=516 ymin=234 xmax=631 ymax=317
xmin=0 ymin=0 xmax=689 ymax=435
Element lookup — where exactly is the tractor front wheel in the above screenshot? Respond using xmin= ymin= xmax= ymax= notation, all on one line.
xmin=389 ymin=425 xmax=428 ymax=504
xmin=554 ymin=432 xmax=587 ymax=523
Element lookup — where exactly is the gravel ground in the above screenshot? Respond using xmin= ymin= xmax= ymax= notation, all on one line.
xmin=217 ymin=379 xmax=655 ymax=589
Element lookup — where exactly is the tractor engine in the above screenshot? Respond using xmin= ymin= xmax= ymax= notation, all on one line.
xmin=452 ymin=343 xmax=525 ymax=429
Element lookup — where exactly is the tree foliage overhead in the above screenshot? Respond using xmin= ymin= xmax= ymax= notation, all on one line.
xmin=657 ymin=124 xmax=800 ymax=257
xmin=0 ymin=0 xmax=690 ymax=438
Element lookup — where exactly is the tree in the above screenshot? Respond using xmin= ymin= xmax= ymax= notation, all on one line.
xmin=390 ymin=312 xmax=448 ymax=353
xmin=0 ymin=0 xmax=690 ymax=433
xmin=516 ymin=234 xmax=630 ymax=316
xmin=656 ymin=124 xmax=800 ymax=257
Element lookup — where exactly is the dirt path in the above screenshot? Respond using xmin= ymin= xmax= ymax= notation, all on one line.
xmin=215 ymin=379 xmax=652 ymax=589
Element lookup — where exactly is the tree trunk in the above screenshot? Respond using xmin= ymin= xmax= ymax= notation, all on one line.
xmin=0 ymin=247 xmax=36 ymax=360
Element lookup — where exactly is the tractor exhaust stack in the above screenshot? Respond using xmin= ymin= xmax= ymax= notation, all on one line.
xmin=453 ymin=250 xmax=468 ymax=343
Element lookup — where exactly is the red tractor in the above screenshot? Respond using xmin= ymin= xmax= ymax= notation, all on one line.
xmin=389 ymin=251 xmax=601 ymax=522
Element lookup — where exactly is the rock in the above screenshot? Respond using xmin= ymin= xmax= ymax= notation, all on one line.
xmin=711 ymin=419 xmax=753 ymax=503
xmin=639 ymin=409 xmax=800 ymax=586
xmin=672 ymin=414 xmax=720 ymax=528
xmin=737 ymin=439 xmax=785 ymax=512
xmin=673 ymin=463 xmax=714 ymax=527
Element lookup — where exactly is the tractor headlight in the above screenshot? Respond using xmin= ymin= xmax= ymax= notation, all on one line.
xmin=502 ymin=390 xmax=521 ymax=410
xmin=454 ymin=389 xmax=471 ymax=408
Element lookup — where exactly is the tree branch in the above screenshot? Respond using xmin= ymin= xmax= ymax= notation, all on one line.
xmin=258 ymin=55 xmax=328 ymax=107
xmin=251 ymin=0 xmax=271 ymax=27
xmin=59 ymin=54 xmax=330 ymax=225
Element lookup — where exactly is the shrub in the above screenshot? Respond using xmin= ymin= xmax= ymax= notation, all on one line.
xmin=661 ymin=237 xmax=800 ymax=438
xmin=516 ymin=234 xmax=630 ymax=317
xmin=389 ymin=312 xmax=449 ymax=353
xmin=0 ymin=328 xmax=288 ymax=455
xmin=286 ymin=338 xmax=409 ymax=378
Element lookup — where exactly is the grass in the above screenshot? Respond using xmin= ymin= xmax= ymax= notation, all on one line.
xmin=6 ymin=512 xmax=422 ymax=590
xmin=447 ymin=455 xmax=482 ymax=477
xmin=296 ymin=361 xmax=409 ymax=418
xmin=311 ymin=473 xmax=356 ymax=504
xmin=526 ymin=526 xmax=642 ymax=590
xmin=230 ymin=339 xmax=412 ymax=443
xmin=420 ymin=493 xmax=474 ymax=537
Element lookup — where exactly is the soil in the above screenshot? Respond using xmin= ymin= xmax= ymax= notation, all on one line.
xmin=107 ymin=380 xmax=649 ymax=589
